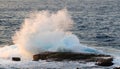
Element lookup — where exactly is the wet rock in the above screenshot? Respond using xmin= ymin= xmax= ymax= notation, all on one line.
xmin=33 ymin=52 xmax=112 ymax=62
xmin=12 ymin=57 xmax=21 ymax=61
xmin=95 ymin=57 xmax=113 ymax=66
xmin=76 ymin=68 xmax=81 ymax=69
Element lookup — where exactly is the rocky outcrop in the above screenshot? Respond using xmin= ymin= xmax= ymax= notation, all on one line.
xmin=33 ymin=52 xmax=113 ymax=66
xmin=95 ymin=57 xmax=113 ymax=66
xmin=12 ymin=57 xmax=21 ymax=61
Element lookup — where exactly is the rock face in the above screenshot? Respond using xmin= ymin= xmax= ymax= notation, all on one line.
xmin=33 ymin=52 xmax=113 ymax=66
xmin=12 ymin=57 xmax=21 ymax=61
xmin=95 ymin=57 xmax=113 ymax=66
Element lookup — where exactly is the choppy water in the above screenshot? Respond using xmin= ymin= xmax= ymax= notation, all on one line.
xmin=0 ymin=0 xmax=120 ymax=69
xmin=0 ymin=0 xmax=120 ymax=49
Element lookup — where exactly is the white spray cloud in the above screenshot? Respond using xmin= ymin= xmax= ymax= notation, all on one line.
xmin=0 ymin=9 xmax=101 ymax=59
xmin=12 ymin=9 xmax=74 ymax=56
xmin=0 ymin=45 xmax=20 ymax=59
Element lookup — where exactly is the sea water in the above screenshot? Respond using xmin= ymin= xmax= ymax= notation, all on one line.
xmin=0 ymin=0 xmax=120 ymax=69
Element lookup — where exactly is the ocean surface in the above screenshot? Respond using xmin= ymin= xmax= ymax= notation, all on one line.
xmin=0 ymin=0 xmax=120 ymax=69
xmin=0 ymin=0 xmax=120 ymax=48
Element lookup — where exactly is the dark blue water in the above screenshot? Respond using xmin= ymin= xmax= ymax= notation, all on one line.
xmin=0 ymin=0 xmax=120 ymax=49
xmin=0 ymin=0 xmax=120 ymax=69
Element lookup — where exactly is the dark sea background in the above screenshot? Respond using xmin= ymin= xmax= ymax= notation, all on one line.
xmin=0 ymin=0 xmax=120 ymax=69
xmin=0 ymin=0 xmax=120 ymax=49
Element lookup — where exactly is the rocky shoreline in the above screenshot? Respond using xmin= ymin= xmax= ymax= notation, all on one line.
xmin=33 ymin=52 xmax=113 ymax=66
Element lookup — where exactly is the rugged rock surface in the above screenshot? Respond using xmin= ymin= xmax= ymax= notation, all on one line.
xmin=33 ymin=52 xmax=113 ymax=66
xmin=95 ymin=57 xmax=113 ymax=66
xmin=12 ymin=57 xmax=21 ymax=61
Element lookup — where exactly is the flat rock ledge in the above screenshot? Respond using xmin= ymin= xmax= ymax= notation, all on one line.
xmin=33 ymin=52 xmax=113 ymax=66
xmin=12 ymin=57 xmax=21 ymax=61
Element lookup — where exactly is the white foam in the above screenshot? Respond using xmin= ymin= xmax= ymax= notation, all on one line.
xmin=0 ymin=45 xmax=20 ymax=59
xmin=0 ymin=59 xmax=96 ymax=69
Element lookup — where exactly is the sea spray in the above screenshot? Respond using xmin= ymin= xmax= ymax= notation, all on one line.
xmin=12 ymin=9 xmax=74 ymax=57
xmin=0 ymin=9 xmax=101 ymax=59
xmin=0 ymin=45 xmax=20 ymax=59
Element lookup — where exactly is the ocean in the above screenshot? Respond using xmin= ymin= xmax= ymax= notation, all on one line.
xmin=0 ymin=0 xmax=120 ymax=69
xmin=0 ymin=0 xmax=120 ymax=48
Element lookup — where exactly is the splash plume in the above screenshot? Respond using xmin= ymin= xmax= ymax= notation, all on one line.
xmin=13 ymin=9 xmax=74 ymax=56
xmin=11 ymin=9 xmax=100 ymax=59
